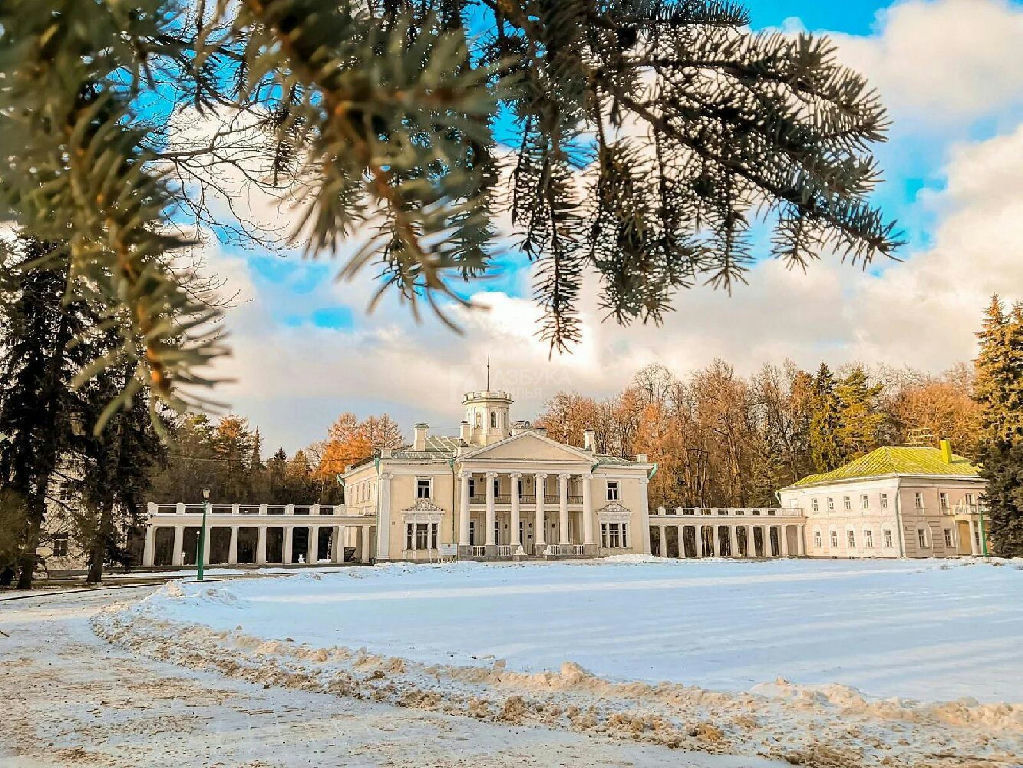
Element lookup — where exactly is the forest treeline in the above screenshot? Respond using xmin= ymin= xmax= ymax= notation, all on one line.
xmin=536 ymin=360 xmax=981 ymax=510
xmin=148 ymin=412 xmax=404 ymax=505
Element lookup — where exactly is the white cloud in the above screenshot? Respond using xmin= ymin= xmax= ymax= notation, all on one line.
xmin=829 ymin=0 xmax=1023 ymax=126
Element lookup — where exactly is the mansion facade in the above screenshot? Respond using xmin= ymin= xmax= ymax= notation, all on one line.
xmin=342 ymin=390 xmax=654 ymax=561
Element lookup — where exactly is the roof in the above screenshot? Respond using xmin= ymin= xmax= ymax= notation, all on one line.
xmin=789 ymin=446 xmax=981 ymax=489
xmin=389 ymin=434 xmax=463 ymax=460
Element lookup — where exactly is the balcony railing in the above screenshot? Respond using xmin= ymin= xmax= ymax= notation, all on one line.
xmin=147 ymin=503 xmax=366 ymax=518
xmin=651 ymin=506 xmax=803 ymax=518
xmin=468 ymin=494 xmax=583 ymax=505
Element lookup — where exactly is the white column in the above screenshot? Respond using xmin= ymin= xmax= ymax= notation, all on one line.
xmin=780 ymin=525 xmax=789 ymax=557
xmin=747 ymin=527 xmax=756 ymax=557
xmin=677 ymin=525 xmax=685 ymax=558
xmin=283 ymin=526 xmax=294 ymax=564
xmin=375 ymin=472 xmax=391 ymax=560
xmin=638 ymin=475 xmax=652 ymax=554
xmin=202 ymin=527 xmax=211 ymax=566
xmin=485 ymin=471 xmax=497 ymax=547
xmin=309 ymin=525 xmax=319 ymax=563
xmin=143 ymin=526 xmax=156 ymax=567
xmin=695 ymin=525 xmax=704 ymax=557
xmin=558 ymin=473 xmax=570 ymax=545
xmin=535 ymin=473 xmax=547 ymax=550
xmin=761 ymin=526 xmax=771 ymax=557
xmin=581 ymin=473 xmax=594 ymax=548
xmin=710 ymin=525 xmax=719 ymax=556
xmin=332 ymin=525 xmax=344 ymax=563
xmin=729 ymin=525 xmax=739 ymax=558
xmin=172 ymin=526 xmax=184 ymax=566
xmin=510 ymin=473 xmax=522 ymax=547
xmin=458 ymin=472 xmax=471 ymax=547
xmin=228 ymin=526 xmax=239 ymax=564
xmin=256 ymin=526 xmax=267 ymax=565
xmin=362 ymin=525 xmax=372 ymax=563
xmin=968 ymin=519 xmax=979 ymax=555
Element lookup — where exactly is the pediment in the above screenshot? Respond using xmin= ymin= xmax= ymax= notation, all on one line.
xmin=460 ymin=431 xmax=593 ymax=463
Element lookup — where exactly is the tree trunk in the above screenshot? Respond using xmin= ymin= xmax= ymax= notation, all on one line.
xmin=86 ymin=503 xmax=114 ymax=584
xmin=15 ymin=497 xmax=45 ymax=589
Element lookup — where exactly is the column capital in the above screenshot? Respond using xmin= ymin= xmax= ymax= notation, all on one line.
xmin=485 ymin=470 xmax=498 ymax=479
xmin=535 ymin=471 xmax=548 ymax=480
xmin=509 ymin=471 xmax=522 ymax=479
xmin=457 ymin=470 xmax=471 ymax=480
xmin=581 ymin=471 xmax=593 ymax=480
xmin=558 ymin=472 xmax=571 ymax=480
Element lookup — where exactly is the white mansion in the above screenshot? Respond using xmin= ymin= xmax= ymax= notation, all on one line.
xmin=132 ymin=392 xmax=989 ymax=569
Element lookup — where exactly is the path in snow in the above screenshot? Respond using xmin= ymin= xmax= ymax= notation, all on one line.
xmin=0 ymin=587 xmax=782 ymax=768
xmin=144 ymin=558 xmax=1023 ymax=702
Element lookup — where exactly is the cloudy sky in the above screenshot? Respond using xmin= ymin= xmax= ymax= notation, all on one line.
xmin=201 ymin=0 xmax=1023 ymax=453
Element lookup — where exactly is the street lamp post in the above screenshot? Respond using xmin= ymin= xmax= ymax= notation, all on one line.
xmin=197 ymin=488 xmax=210 ymax=581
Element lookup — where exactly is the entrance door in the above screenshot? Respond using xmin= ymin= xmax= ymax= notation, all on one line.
xmin=956 ymin=520 xmax=972 ymax=555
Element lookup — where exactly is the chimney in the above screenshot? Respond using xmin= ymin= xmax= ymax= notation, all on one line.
xmin=636 ymin=453 xmax=648 ymax=463
xmin=459 ymin=420 xmax=471 ymax=443
xmin=583 ymin=428 xmax=595 ymax=452
xmin=413 ymin=423 xmax=429 ymax=452
xmin=939 ymin=438 xmax=953 ymax=464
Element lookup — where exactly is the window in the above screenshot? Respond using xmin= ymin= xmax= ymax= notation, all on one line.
xmin=880 ymin=493 xmax=888 ymax=509
xmin=517 ymin=477 xmax=524 ymax=496
xmin=52 ymin=533 xmax=68 ymax=557
xmin=847 ymin=530 xmax=856 ymax=548
xmin=606 ymin=481 xmax=620 ymax=501
xmin=468 ymin=521 xmax=476 ymax=545
xmin=883 ymin=529 xmax=893 ymax=548
xmin=492 ymin=477 xmax=500 ymax=496
xmin=416 ymin=478 xmax=431 ymax=499
xmin=843 ymin=496 xmax=851 ymax=511
xmin=601 ymin=522 xmax=629 ymax=548
xmin=914 ymin=492 xmax=924 ymax=509
xmin=490 ymin=411 xmax=497 ymax=428
xmin=827 ymin=497 xmax=835 ymax=511
xmin=860 ymin=494 xmax=869 ymax=510
xmin=864 ymin=529 xmax=873 ymax=548
xmin=944 ymin=529 xmax=953 ymax=547
xmin=494 ymin=519 xmax=501 ymax=544
xmin=812 ymin=498 xmax=819 ymax=512
xmin=58 ymin=483 xmax=73 ymax=503
xmin=917 ymin=528 xmax=929 ymax=548
xmin=468 ymin=477 xmax=476 ymax=498
xmin=830 ymin=529 xmax=839 ymax=548
xmin=813 ymin=529 xmax=822 ymax=548
xmin=407 ymin=523 xmax=435 ymax=550
xmin=939 ymin=492 xmax=949 ymax=511
xmin=965 ymin=493 xmax=974 ymax=506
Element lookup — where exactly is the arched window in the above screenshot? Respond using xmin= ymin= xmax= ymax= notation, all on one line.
xmin=475 ymin=411 xmax=482 ymax=427
xmin=490 ymin=411 xmax=497 ymax=428
xmin=829 ymin=528 xmax=839 ymax=548
xmin=813 ymin=529 xmax=822 ymax=548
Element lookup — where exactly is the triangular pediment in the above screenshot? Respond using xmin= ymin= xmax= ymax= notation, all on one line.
xmin=460 ymin=431 xmax=593 ymax=463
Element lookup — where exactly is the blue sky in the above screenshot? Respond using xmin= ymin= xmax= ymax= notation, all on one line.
xmin=200 ymin=0 xmax=1023 ymax=453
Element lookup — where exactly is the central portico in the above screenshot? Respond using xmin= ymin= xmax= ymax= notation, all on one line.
xmin=342 ymin=389 xmax=653 ymax=562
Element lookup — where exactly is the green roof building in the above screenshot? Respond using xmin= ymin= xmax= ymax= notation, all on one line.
xmin=778 ymin=441 xmax=987 ymax=559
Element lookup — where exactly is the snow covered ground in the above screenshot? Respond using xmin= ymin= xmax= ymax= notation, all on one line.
xmin=88 ymin=557 xmax=1023 ymax=767
xmin=138 ymin=557 xmax=1022 ymax=701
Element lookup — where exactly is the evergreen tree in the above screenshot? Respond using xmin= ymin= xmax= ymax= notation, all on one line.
xmin=975 ymin=296 xmax=1023 ymax=555
xmin=836 ymin=366 xmax=884 ymax=460
xmin=0 ymin=238 xmax=92 ymax=588
xmin=72 ymin=359 xmax=166 ymax=582
xmin=0 ymin=0 xmax=899 ymax=410
xmin=809 ymin=363 xmax=844 ymax=473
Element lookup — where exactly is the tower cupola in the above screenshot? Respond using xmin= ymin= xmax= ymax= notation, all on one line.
xmin=462 ymin=390 xmax=513 ymax=446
